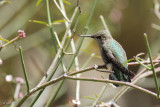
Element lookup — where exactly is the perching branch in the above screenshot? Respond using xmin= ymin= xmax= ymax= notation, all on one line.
xmin=16 ymin=58 xmax=160 ymax=107
xmin=17 ymin=68 xmax=159 ymax=107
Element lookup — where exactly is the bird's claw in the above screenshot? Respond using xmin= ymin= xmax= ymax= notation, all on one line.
xmin=93 ymin=64 xmax=98 ymax=69
xmin=94 ymin=64 xmax=114 ymax=73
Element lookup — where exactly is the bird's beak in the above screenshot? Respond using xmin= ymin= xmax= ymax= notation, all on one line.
xmin=80 ymin=35 xmax=94 ymax=38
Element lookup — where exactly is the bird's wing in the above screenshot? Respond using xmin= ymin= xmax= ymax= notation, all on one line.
xmin=102 ymin=48 xmax=134 ymax=76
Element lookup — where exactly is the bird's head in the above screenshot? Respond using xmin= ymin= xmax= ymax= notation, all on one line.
xmin=80 ymin=30 xmax=112 ymax=42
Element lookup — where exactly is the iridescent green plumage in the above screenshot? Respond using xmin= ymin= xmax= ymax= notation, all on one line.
xmin=80 ymin=30 xmax=134 ymax=86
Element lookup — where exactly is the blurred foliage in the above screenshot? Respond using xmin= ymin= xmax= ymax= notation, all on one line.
xmin=0 ymin=0 xmax=160 ymax=107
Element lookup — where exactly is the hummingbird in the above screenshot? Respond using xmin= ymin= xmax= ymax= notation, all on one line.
xmin=80 ymin=30 xmax=134 ymax=86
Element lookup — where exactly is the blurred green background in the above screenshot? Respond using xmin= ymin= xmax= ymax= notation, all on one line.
xmin=0 ymin=0 xmax=160 ymax=107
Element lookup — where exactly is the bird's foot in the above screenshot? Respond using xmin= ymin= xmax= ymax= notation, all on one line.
xmin=93 ymin=64 xmax=99 ymax=69
xmin=94 ymin=64 xmax=114 ymax=73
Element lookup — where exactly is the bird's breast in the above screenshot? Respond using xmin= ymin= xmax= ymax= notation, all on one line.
xmin=98 ymin=46 xmax=110 ymax=64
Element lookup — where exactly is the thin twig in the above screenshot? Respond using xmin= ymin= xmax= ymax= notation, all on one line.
xmin=144 ymin=33 xmax=160 ymax=100
xmin=139 ymin=67 xmax=160 ymax=78
xmin=92 ymin=84 xmax=109 ymax=107
xmin=31 ymin=0 xmax=80 ymax=105
xmin=10 ymin=83 xmax=21 ymax=107
xmin=43 ymin=7 xmax=79 ymax=106
xmin=100 ymin=15 xmax=112 ymax=38
xmin=153 ymin=0 xmax=160 ymax=19
xmin=53 ymin=31 xmax=67 ymax=72
xmin=134 ymin=53 xmax=151 ymax=70
xmin=46 ymin=0 xmax=57 ymax=52
xmin=29 ymin=0 xmax=63 ymax=105
xmin=53 ymin=0 xmax=70 ymax=22
xmin=46 ymin=0 xmax=98 ymax=105
xmin=36 ymin=2 xmax=78 ymax=88
xmin=128 ymin=60 xmax=160 ymax=65
xmin=65 ymin=76 xmax=157 ymax=97
xmin=44 ymin=8 xmax=82 ymax=106
xmin=81 ymin=53 xmax=95 ymax=69
xmin=30 ymin=0 xmax=71 ymax=105
xmin=19 ymin=46 xmax=30 ymax=94
xmin=1 ymin=36 xmax=19 ymax=48
xmin=58 ymin=0 xmax=81 ymax=105
xmin=54 ymin=31 xmax=62 ymax=49
xmin=46 ymin=0 xmax=79 ymax=106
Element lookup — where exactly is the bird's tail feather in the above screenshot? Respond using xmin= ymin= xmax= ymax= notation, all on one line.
xmin=109 ymin=69 xmax=131 ymax=87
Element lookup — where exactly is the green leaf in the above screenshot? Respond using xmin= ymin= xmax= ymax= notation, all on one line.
xmin=123 ymin=53 xmax=145 ymax=67
xmin=62 ymin=0 xmax=70 ymax=5
xmin=101 ymin=75 xmax=105 ymax=79
xmin=94 ymin=93 xmax=98 ymax=98
xmin=29 ymin=20 xmax=48 ymax=26
xmin=36 ymin=0 xmax=43 ymax=6
xmin=0 ymin=38 xmax=9 ymax=43
xmin=66 ymin=36 xmax=70 ymax=39
xmin=83 ymin=96 xmax=96 ymax=101
xmin=123 ymin=58 xmax=134 ymax=67
xmin=0 ymin=35 xmax=9 ymax=43
xmin=93 ymin=55 xmax=101 ymax=59
xmin=52 ymin=20 xmax=66 ymax=25
xmin=81 ymin=49 xmax=90 ymax=55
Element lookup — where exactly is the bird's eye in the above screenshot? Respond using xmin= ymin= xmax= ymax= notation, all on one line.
xmin=96 ymin=36 xmax=101 ymax=39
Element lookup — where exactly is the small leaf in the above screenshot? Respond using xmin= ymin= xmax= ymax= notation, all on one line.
xmin=123 ymin=58 xmax=134 ymax=67
xmin=62 ymin=0 xmax=70 ymax=5
xmin=29 ymin=20 xmax=48 ymax=26
xmin=81 ymin=49 xmax=90 ymax=55
xmin=36 ymin=0 xmax=43 ymax=6
xmin=83 ymin=96 xmax=96 ymax=101
xmin=93 ymin=55 xmax=101 ymax=59
xmin=66 ymin=36 xmax=70 ymax=38
xmin=0 ymin=35 xmax=9 ymax=43
xmin=123 ymin=53 xmax=145 ymax=66
xmin=0 ymin=38 xmax=9 ymax=43
xmin=101 ymin=75 xmax=105 ymax=79
xmin=52 ymin=20 xmax=66 ymax=25
xmin=94 ymin=93 xmax=98 ymax=98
